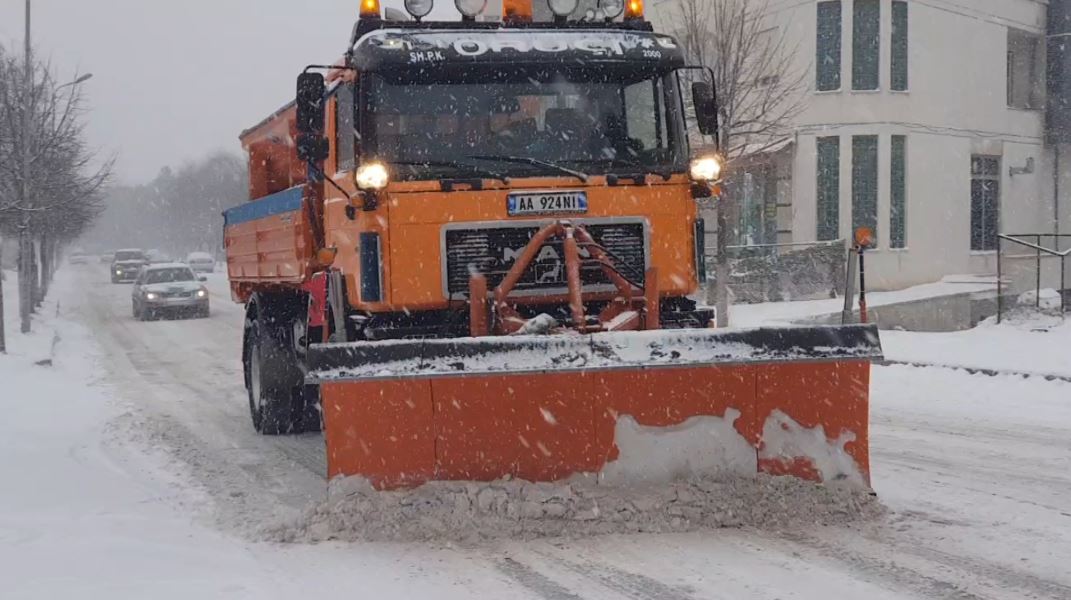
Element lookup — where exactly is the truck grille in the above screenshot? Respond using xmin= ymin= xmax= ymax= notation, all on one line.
xmin=443 ymin=221 xmax=647 ymax=296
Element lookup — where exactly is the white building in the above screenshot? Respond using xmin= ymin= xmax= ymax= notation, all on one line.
xmin=654 ymin=0 xmax=1071 ymax=291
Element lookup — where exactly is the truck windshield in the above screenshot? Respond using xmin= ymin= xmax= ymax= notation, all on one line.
xmin=366 ymin=69 xmax=686 ymax=180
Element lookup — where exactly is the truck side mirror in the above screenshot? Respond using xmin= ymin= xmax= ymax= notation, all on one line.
xmin=296 ymin=72 xmax=329 ymax=163
xmin=296 ymin=72 xmax=326 ymax=134
xmin=692 ymin=81 xmax=719 ymax=139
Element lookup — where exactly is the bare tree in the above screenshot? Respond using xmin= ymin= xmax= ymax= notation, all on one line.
xmin=0 ymin=47 xmax=109 ymax=348
xmin=665 ymin=0 xmax=806 ymax=325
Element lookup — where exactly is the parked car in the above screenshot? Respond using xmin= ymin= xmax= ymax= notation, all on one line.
xmin=131 ymin=263 xmax=209 ymax=321
xmin=100 ymin=252 xmax=115 ymax=264
xmin=111 ymin=249 xmax=148 ymax=283
xmin=68 ymin=249 xmax=89 ymax=264
xmin=186 ymin=252 xmax=215 ymax=273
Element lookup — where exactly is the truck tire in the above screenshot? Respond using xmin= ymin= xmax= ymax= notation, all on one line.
xmin=244 ymin=295 xmax=310 ymax=435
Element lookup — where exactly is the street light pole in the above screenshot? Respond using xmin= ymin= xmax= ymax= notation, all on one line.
xmin=18 ymin=0 xmax=33 ymax=333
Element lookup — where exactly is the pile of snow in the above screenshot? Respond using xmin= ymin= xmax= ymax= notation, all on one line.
xmin=1016 ymin=288 xmax=1064 ymax=312
xmin=270 ymin=475 xmax=882 ymax=543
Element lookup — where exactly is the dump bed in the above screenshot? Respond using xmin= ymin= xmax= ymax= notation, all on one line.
xmin=223 ymin=186 xmax=316 ymax=295
xmin=224 ymin=103 xmax=316 ymax=301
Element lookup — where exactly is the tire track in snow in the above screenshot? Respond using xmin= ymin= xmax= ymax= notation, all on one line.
xmin=73 ymin=272 xmax=325 ymax=532
xmin=773 ymin=531 xmax=990 ymax=600
xmin=532 ymin=550 xmax=701 ymax=600
xmin=496 ymin=558 xmax=588 ymax=600
xmin=873 ymin=453 xmax=1071 ymax=515
xmin=858 ymin=532 xmax=1071 ymax=600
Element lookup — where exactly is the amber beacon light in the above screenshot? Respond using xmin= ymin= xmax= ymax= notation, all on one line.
xmin=625 ymin=0 xmax=644 ymax=20
xmin=360 ymin=0 xmax=381 ymax=18
xmin=503 ymin=0 xmax=533 ymax=22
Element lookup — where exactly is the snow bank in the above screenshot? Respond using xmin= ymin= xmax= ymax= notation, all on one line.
xmin=270 ymin=475 xmax=882 ymax=543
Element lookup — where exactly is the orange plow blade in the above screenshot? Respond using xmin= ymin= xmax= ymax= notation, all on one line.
xmin=307 ymin=325 xmax=882 ymax=490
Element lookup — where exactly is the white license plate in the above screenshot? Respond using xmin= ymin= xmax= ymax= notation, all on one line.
xmin=507 ymin=191 xmax=588 ymax=216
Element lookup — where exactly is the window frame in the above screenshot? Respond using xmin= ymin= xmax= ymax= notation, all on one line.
xmin=970 ymin=155 xmax=1001 ymax=252
xmin=816 ymin=1 xmax=843 ymax=92
xmin=852 ymin=0 xmax=881 ymax=91
xmin=890 ymin=0 xmax=908 ymax=92
xmin=816 ymin=136 xmax=841 ymax=241
xmin=1006 ymin=28 xmax=1044 ymax=110
xmin=851 ymin=135 xmax=879 ymax=245
xmin=890 ymin=135 xmax=907 ymax=249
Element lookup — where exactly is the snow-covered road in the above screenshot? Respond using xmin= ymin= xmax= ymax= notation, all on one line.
xmin=3 ymin=265 xmax=1070 ymax=599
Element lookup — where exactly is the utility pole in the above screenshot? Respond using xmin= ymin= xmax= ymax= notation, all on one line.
xmin=18 ymin=0 xmax=33 ymax=333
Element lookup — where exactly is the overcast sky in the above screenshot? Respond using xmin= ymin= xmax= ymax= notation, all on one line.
xmin=0 ymin=0 xmax=460 ymax=184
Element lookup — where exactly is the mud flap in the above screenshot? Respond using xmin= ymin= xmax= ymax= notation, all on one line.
xmin=307 ymin=325 xmax=882 ymax=490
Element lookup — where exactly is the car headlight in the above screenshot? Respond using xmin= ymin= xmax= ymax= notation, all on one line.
xmin=115 ymin=269 xmax=122 ymax=275
xmin=196 ymin=289 xmax=207 ymax=298
xmin=355 ymin=162 xmax=389 ymax=191
xmin=689 ymin=155 xmax=723 ymax=182
xmin=145 ymin=292 xmax=157 ymax=300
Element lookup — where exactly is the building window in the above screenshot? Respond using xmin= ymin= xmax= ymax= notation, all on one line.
xmin=891 ymin=1 xmax=908 ymax=91
xmin=852 ymin=135 xmax=878 ymax=243
xmin=816 ymin=137 xmax=840 ymax=241
xmin=335 ymin=83 xmax=356 ymax=172
xmin=890 ymin=136 xmax=906 ymax=248
xmin=816 ymin=1 xmax=842 ymax=91
xmin=852 ymin=0 xmax=880 ymax=90
xmin=971 ymin=156 xmax=1001 ymax=251
xmin=1007 ymin=29 xmax=1043 ymax=110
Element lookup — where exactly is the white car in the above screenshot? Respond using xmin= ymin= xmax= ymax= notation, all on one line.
xmin=186 ymin=252 xmax=216 ymax=273
xmin=131 ymin=263 xmax=210 ymax=321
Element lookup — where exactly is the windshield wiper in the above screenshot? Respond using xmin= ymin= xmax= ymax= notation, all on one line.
xmin=575 ymin=157 xmax=673 ymax=181
xmin=390 ymin=159 xmax=510 ymax=185
xmin=466 ymin=155 xmax=588 ymax=183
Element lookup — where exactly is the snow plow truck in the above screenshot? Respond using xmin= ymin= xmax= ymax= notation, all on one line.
xmin=223 ymin=0 xmax=883 ymax=490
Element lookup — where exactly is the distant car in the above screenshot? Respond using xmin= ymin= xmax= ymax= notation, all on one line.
xmin=131 ymin=263 xmax=209 ymax=321
xmin=100 ymin=252 xmax=114 ymax=264
xmin=69 ymin=251 xmax=89 ymax=265
xmin=111 ymin=249 xmax=148 ymax=283
xmin=186 ymin=252 xmax=215 ymax=273
xmin=146 ymin=249 xmax=169 ymax=264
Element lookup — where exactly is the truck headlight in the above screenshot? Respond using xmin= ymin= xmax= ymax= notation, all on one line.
xmin=145 ymin=292 xmax=157 ymax=300
xmin=689 ymin=155 xmax=723 ymax=182
xmin=355 ymin=162 xmax=389 ymax=191
xmin=196 ymin=289 xmax=207 ymax=298
xmin=115 ymin=269 xmax=122 ymax=275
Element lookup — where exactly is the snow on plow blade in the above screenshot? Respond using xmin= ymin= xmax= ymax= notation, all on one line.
xmin=307 ymin=325 xmax=883 ymax=490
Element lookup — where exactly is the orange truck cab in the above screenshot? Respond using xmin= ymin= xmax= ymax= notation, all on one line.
xmin=224 ymin=3 xmax=726 ymax=435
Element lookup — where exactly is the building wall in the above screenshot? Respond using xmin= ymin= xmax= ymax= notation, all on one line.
xmin=653 ymin=0 xmax=1063 ymax=290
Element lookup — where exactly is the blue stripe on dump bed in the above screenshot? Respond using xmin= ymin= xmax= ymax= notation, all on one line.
xmin=223 ymin=186 xmax=305 ymax=227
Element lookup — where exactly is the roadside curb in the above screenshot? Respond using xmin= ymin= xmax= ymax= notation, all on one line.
xmin=878 ymin=359 xmax=1071 ymax=384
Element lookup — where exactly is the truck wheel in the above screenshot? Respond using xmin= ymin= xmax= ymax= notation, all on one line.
xmin=244 ymin=296 xmax=307 ymax=435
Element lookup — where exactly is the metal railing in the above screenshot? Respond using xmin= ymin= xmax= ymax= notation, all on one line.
xmin=703 ymin=238 xmax=847 ymax=303
xmin=996 ymin=233 xmax=1071 ymax=322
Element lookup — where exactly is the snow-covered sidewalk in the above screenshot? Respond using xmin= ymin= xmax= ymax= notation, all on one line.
xmin=730 ymin=275 xmax=996 ymax=328
xmin=881 ymin=315 xmax=1071 ymax=378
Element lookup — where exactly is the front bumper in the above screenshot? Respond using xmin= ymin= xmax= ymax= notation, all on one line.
xmin=143 ymin=296 xmax=208 ymax=310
